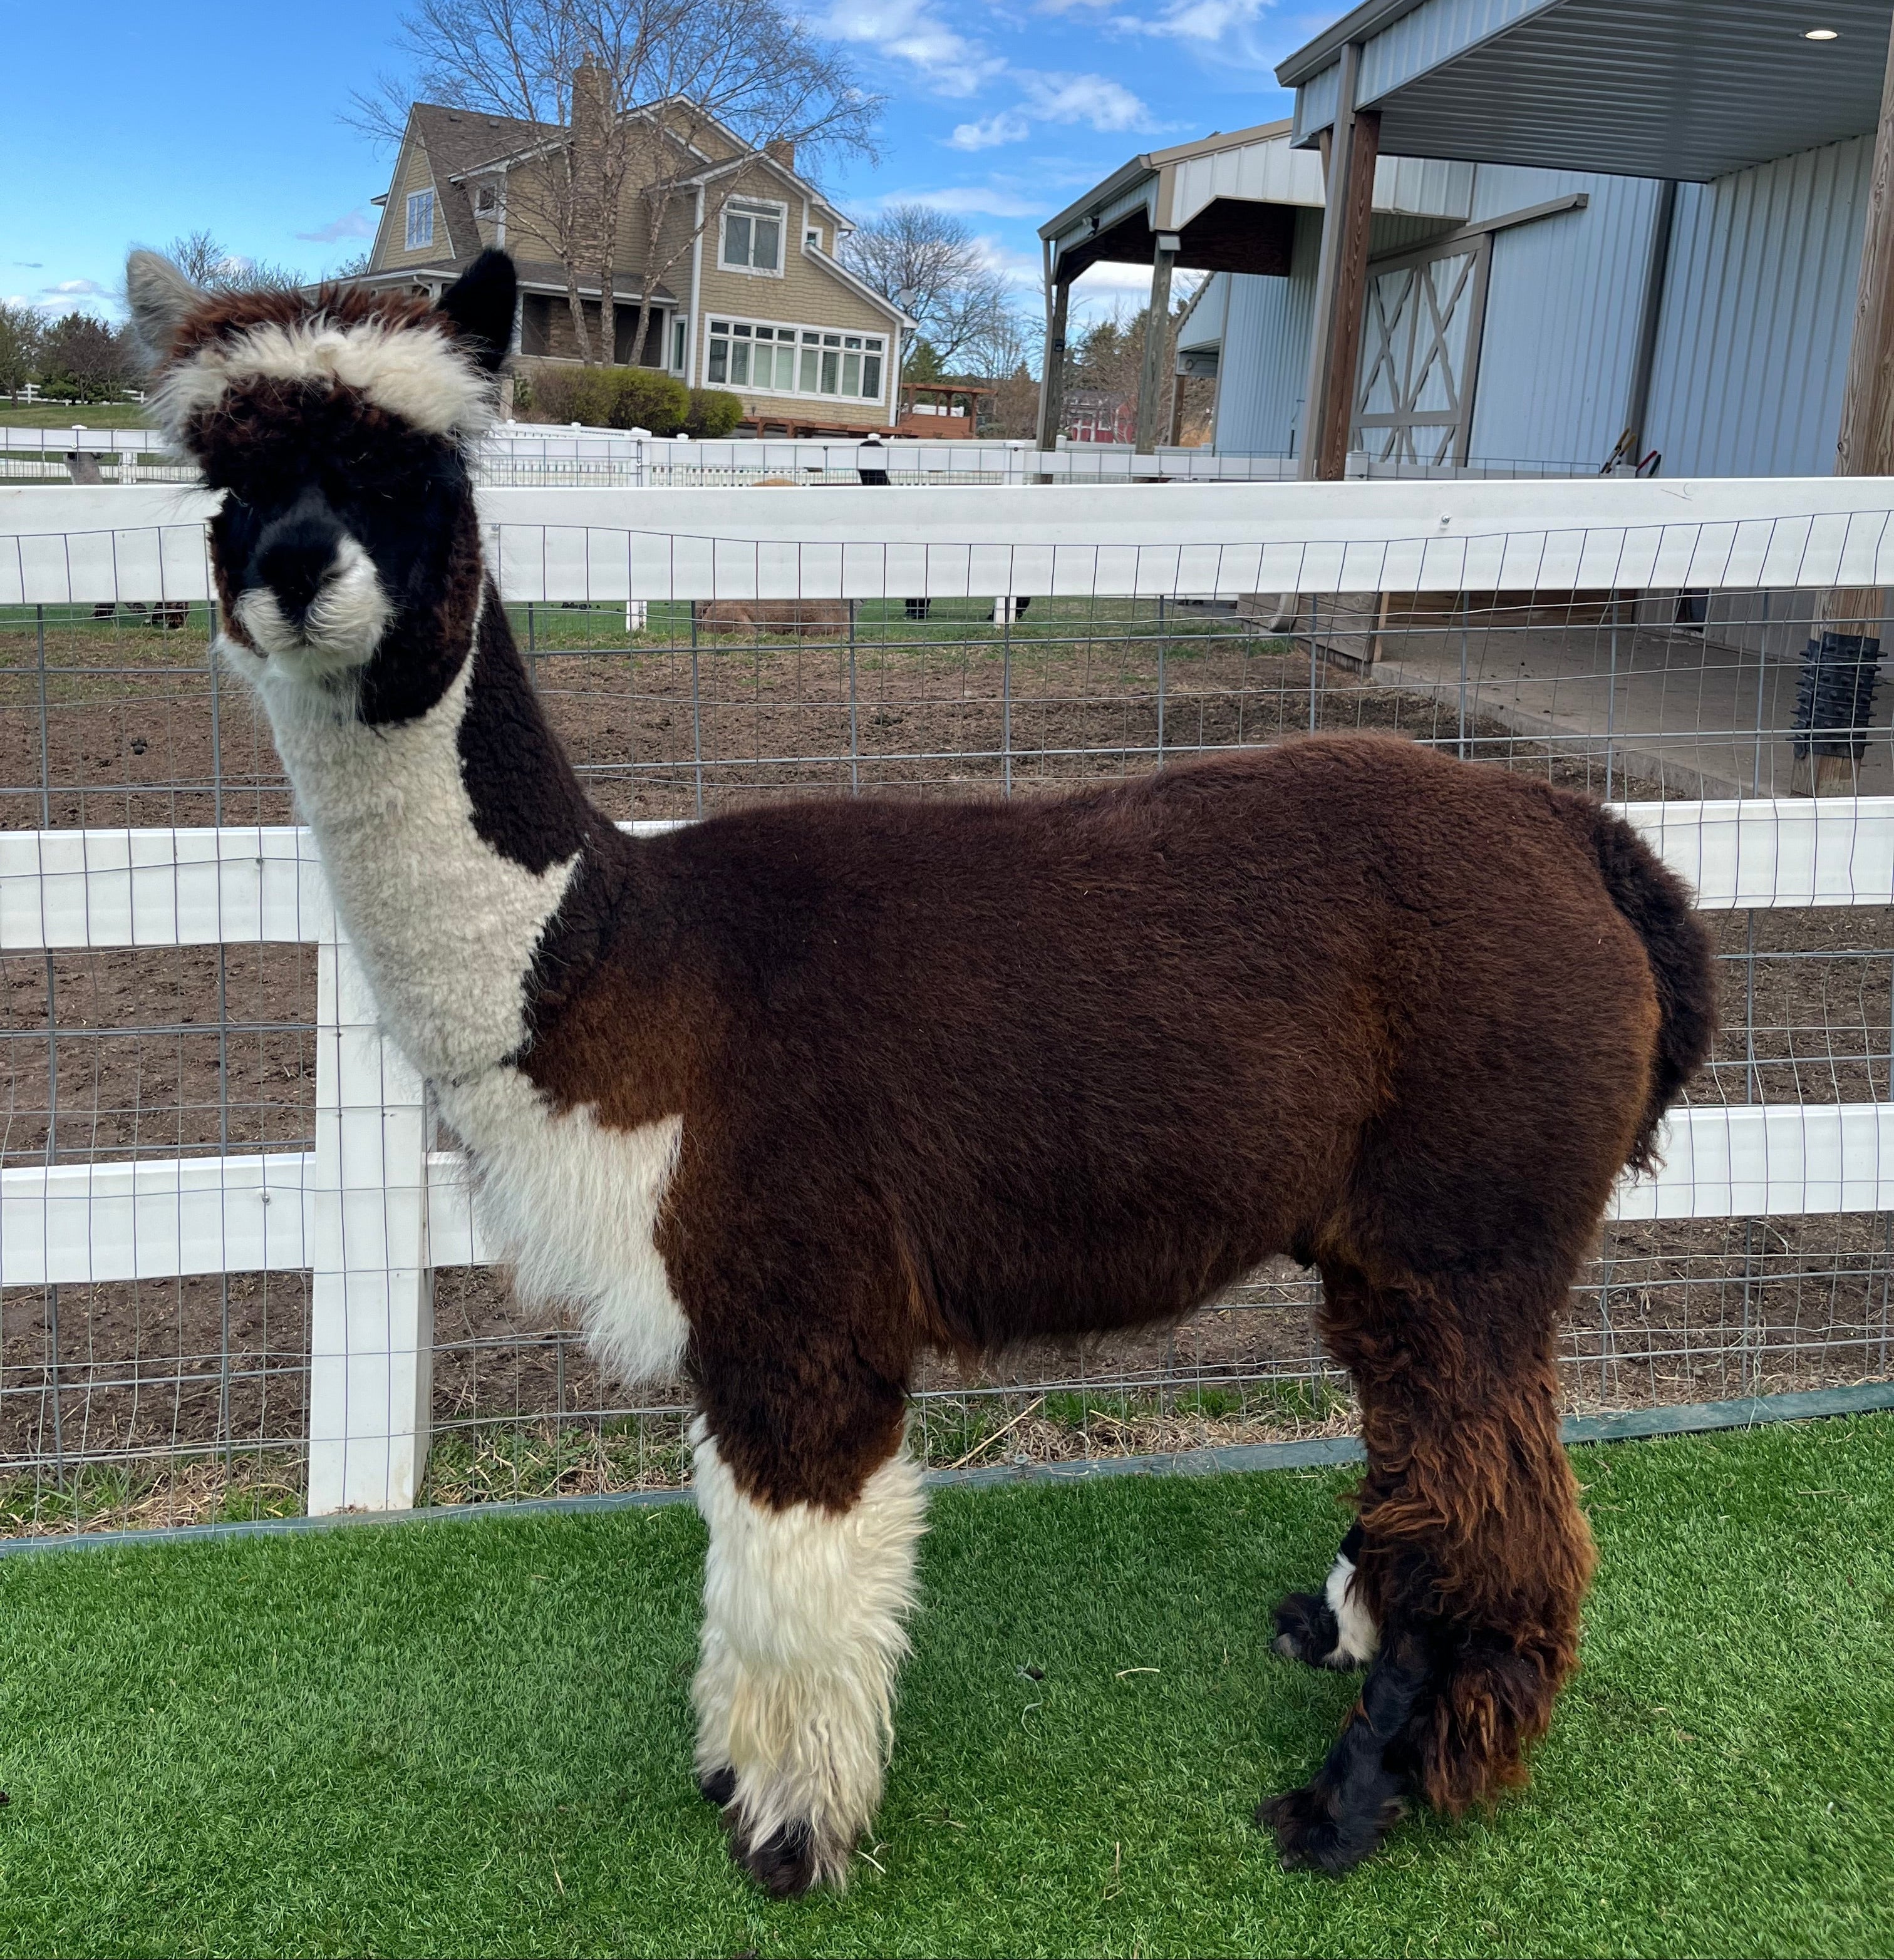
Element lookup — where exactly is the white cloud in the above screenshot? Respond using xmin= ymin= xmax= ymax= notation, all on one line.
xmin=1113 ymin=0 xmax=1268 ymax=38
xmin=948 ymin=110 xmax=1031 ymax=150
xmin=47 ymin=279 xmax=108 ymax=297
xmin=296 ymin=210 xmax=373 ymax=244
xmin=818 ymin=0 xmax=1003 ymax=94
xmin=896 ymin=184 xmax=1045 ymax=218
xmin=1017 ymin=71 xmax=1152 ymax=132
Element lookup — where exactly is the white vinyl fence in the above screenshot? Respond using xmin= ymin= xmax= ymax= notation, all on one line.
xmin=5 ymin=475 xmax=1894 ymax=1519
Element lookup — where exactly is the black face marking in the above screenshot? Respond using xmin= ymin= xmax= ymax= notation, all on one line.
xmin=457 ymin=593 xmax=595 ymax=875
xmin=202 ymin=385 xmax=482 ymax=723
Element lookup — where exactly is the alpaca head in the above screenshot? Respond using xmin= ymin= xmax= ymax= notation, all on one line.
xmin=127 ymin=249 xmax=517 ymax=716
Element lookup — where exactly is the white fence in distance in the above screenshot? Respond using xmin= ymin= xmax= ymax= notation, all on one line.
xmin=0 ymin=425 xmax=1605 ymax=485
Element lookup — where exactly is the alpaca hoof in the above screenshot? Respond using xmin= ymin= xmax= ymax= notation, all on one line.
xmin=738 ymin=1818 xmax=821 ymax=1897
xmin=696 ymin=1764 xmax=737 ymax=1807
xmin=1258 ymin=1783 xmax=1401 ymax=1874
xmin=1272 ymin=1591 xmax=1346 ymax=1669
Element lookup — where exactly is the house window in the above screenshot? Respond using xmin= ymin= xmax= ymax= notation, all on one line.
xmin=720 ymin=202 xmax=783 ymax=274
xmin=705 ymin=318 xmax=884 ymax=400
xmin=673 ymin=317 xmax=687 ymax=371
xmin=805 ymin=228 xmax=822 ymax=252
xmin=405 ymin=188 xmax=435 ymax=251
xmin=475 ymin=184 xmax=498 ymax=215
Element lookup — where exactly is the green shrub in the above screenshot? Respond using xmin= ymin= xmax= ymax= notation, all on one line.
xmin=515 ymin=362 xmax=691 ymax=434
xmin=577 ymin=366 xmax=691 ymax=435
xmin=685 ymin=386 xmax=745 ymax=438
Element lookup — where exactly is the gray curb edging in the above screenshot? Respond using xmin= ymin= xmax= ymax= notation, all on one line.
xmin=1 ymin=1378 xmax=1889 ymax=1559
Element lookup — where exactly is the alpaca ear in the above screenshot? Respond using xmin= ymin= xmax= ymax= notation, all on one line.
xmin=437 ymin=250 xmax=517 ymax=373
xmin=125 ymin=250 xmax=204 ymax=364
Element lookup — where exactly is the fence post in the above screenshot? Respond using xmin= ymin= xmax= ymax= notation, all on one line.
xmin=307 ymin=934 xmax=433 ymax=1514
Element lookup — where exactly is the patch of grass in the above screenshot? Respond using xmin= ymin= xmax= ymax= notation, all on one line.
xmin=0 ymin=1415 xmax=1889 ymax=1956
xmin=0 ymin=403 xmax=153 ymax=430
xmin=0 ymin=1454 xmax=303 ymax=1539
xmin=418 ymin=1415 xmax=693 ymax=1508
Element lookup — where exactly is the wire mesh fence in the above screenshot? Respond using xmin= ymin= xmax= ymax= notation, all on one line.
xmin=3 ymin=482 xmax=1894 ymax=1536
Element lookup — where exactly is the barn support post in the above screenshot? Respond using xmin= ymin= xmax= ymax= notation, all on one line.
xmin=1298 ymin=42 xmax=1379 ymax=481
xmin=1134 ymin=234 xmax=1179 ymax=455
xmin=1037 ymin=259 xmax=1072 ymax=462
xmin=1801 ymin=7 xmax=1894 ymax=792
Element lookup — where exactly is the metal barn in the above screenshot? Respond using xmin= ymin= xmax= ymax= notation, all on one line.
xmin=1047 ymin=0 xmax=1893 ymax=479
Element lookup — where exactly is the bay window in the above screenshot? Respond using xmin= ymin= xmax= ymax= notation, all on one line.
xmin=705 ymin=318 xmax=886 ymax=403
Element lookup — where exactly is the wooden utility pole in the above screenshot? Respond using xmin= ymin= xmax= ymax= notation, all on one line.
xmin=1134 ymin=232 xmax=1178 ymax=455
xmin=1298 ymin=42 xmax=1379 ymax=480
xmin=1801 ymin=12 xmax=1894 ymax=790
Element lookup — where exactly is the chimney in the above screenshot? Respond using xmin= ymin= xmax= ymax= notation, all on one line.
xmin=573 ymin=59 xmax=609 ymax=159
xmin=765 ymin=138 xmax=795 ymax=172
xmin=571 ymin=60 xmax=609 ymax=267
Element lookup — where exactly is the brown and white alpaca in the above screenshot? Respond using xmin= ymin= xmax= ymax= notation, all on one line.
xmin=127 ymin=247 xmax=1716 ymax=1894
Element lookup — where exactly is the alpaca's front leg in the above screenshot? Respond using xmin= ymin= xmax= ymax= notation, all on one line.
xmin=689 ymin=1413 xmax=926 ymax=1895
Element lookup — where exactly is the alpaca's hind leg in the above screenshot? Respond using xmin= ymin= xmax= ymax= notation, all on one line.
xmin=689 ymin=1401 xmax=925 ymax=1897
xmin=1263 ymin=1265 xmax=1595 ymax=1872
xmin=1273 ymin=1522 xmax=1378 ymax=1671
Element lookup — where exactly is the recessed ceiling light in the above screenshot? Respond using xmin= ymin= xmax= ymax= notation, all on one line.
xmin=1806 ymin=26 xmax=1840 ymax=37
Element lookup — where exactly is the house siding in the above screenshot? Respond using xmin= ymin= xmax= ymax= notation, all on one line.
xmin=378 ymin=138 xmax=448 ymax=272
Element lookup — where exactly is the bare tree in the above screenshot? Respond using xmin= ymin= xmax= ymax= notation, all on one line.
xmin=840 ymin=205 xmax=1023 ymax=380
xmin=350 ymin=0 xmax=879 ymax=366
xmin=163 ymin=230 xmax=301 ymax=292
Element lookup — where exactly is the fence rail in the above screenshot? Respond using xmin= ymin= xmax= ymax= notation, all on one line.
xmin=9 ymin=478 xmax=1894 ymax=609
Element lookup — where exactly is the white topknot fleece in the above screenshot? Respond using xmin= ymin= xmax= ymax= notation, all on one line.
xmin=150 ymin=314 xmax=499 ymax=445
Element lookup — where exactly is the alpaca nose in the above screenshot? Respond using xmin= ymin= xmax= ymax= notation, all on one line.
xmin=253 ymin=489 xmax=345 ymax=623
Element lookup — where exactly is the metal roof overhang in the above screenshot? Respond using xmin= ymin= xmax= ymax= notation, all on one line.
xmin=1280 ymin=0 xmax=1894 ymax=182
xmin=1040 ymin=121 xmax=1472 ymax=282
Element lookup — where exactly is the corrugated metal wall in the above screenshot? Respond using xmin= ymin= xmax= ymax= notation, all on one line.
xmin=1644 ymin=136 xmax=1870 ymax=478
xmin=1214 ymin=209 xmax=1320 ymax=456
xmin=1467 ymin=166 xmax=1662 ymax=469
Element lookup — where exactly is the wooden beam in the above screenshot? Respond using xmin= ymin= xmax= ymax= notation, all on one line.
xmin=1298 ymin=41 xmax=1370 ymax=482
xmin=1314 ymin=108 xmax=1380 ymax=481
xmin=1134 ymin=240 xmax=1177 ymax=455
xmin=1037 ymin=274 xmax=1072 ymax=455
xmin=1803 ymin=10 xmax=1894 ymax=792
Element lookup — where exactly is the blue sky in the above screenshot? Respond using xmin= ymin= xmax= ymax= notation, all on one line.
xmin=1 ymin=0 xmax=1336 ymax=330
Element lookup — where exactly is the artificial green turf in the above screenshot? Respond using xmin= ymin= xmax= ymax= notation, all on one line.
xmin=0 ymin=1416 xmax=1889 ymax=1959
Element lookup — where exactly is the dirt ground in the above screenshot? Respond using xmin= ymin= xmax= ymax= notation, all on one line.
xmin=1 ymin=602 xmax=1889 ymax=1510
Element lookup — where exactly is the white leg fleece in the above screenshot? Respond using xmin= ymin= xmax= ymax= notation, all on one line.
xmin=690 ymin=1418 xmax=926 ymax=1889
xmin=1324 ymin=1547 xmax=1381 ymax=1666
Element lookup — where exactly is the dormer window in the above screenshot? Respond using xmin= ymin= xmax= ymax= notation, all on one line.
xmin=805 ymin=227 xmax=822 ymax=253
xmin=475 ymin=185 xmax=498 ymax=215
xmin=721 ymin=200 xmax=784 ymax=274
xmin=405 ymin=188 xmax=435 ymax=250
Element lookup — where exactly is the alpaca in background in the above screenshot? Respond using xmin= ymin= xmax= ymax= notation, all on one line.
xmin=127 ymin=245 xmax=1715 ymax=1894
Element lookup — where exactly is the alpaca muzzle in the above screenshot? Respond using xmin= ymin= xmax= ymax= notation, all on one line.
xmin=235 ymin=489 xmax=391 ymax=668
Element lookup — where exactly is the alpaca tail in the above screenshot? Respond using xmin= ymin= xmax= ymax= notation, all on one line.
xmin=1555 ymin=793 xmax=1717 ymax=1174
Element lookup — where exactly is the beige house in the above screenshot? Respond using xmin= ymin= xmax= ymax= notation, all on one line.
xmin=360 ymin=96 xmax=909 ymax=433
